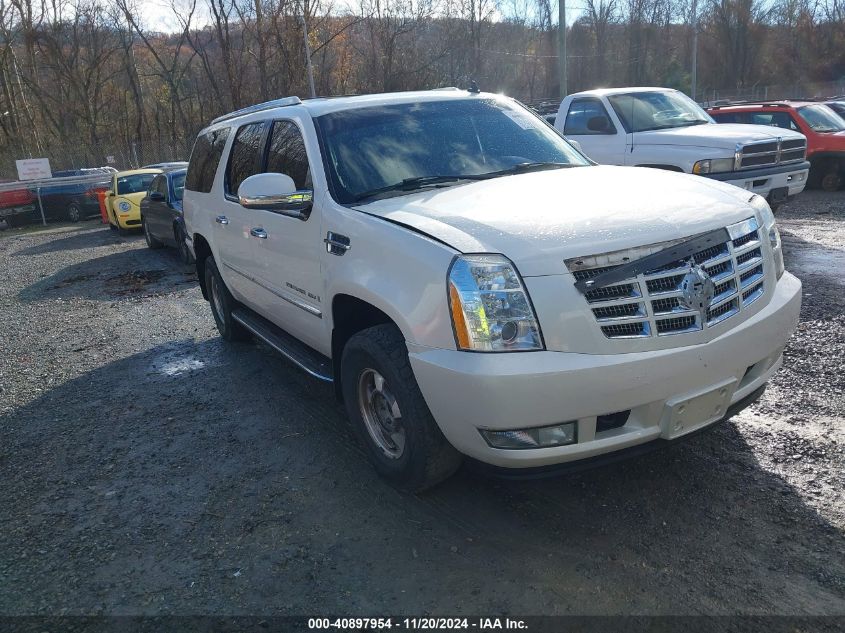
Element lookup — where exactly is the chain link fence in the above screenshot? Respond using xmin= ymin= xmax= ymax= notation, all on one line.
xmin=699 ymin=80 xmax=845 ymax=106
xmin=0 ymin=136 xmax=195 ymax=230
xmin=1 ymin=137 xmax=195 ymax=182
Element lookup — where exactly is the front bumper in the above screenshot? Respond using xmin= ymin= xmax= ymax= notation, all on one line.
xmin=708 ymin=161 xmax=810 ymax=199
xmin=409 ymin=272 xmax=801 ymax=468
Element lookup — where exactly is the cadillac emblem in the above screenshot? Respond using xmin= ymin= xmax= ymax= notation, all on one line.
xmin=678 ymin=260 xmax=715 ymax=322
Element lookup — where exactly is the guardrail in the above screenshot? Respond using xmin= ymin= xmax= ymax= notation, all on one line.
xmin=0 ymin=173 xmax=113 ymax=226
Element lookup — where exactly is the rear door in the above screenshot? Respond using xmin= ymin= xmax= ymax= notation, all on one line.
xmin=562 ymin=97 xmax=625 ymax=164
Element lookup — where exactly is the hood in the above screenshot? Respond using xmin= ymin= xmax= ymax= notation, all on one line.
xmin=633 ymin=122 xmax=805 ymax=150
xmin=355 ymin=166 xmax=758 ymax=277
xmin=116 ymin=192 xmax=147 ymax=207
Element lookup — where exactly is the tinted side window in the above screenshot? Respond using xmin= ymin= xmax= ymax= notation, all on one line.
xmin=564 ymin=99 xmax=615 ymax=135
xmin=186 ymin=128 xmax=230 ymax=193
xmin=152 ymin=175 xmax=167 ymax=196
xmin=711 ymin=112 xmax=745 ymax=123
xmin=266 ymin=121 xmax=311 ymax=189
xmin=226 ymin=122 xmax=265 ymax=196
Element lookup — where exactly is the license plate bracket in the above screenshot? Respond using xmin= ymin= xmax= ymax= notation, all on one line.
xmin=661 ymin=379 xmax=737 ymax=440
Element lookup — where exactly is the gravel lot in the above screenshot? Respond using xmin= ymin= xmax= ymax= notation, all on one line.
xmin=1 ymin=192 xmax=843 ymax=617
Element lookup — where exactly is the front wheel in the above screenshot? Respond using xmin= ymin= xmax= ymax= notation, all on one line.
xmin=143 ymin=216 xmax=163 ymax=249
xmin=341 ymin=324 xmax=461 ymax=492
xmin=204 ymin=256 xmax=251 ymax=342
xmin=821 ymin=170 xmax=842 ymax=192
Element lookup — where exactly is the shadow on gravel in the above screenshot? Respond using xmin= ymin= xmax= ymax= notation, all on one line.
xmin=18 ymin=246 xmax=195 ymax=303
xmin=10 ymin=222 xmax=116 ymax=256
xmin=1 ymin=337 xmax=843 ymax=615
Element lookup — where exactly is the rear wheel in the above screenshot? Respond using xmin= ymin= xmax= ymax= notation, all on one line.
xmin=204 ymin=256 xmax=251 ymax=342
xmin=341 ymin=324 xmax=461 ymax=492
xmin=67 ymin=202 xmax=82 ymax=222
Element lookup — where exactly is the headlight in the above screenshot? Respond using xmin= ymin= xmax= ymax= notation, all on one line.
xmin=692 ymin=158 xmax=735 ymax=174
xmin=749 ymin=194 xmax=785 ymax=279
xmin=117 ymin=200 xmax=132 ymax=213
xmin=447 ymin=254 xmax=543 ymax=352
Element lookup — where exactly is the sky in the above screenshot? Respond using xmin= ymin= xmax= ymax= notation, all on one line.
xmin=135 ymin=0 xmax=587 ymax=34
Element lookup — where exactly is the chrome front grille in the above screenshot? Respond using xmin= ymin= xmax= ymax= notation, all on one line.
xmin=737 ymin=138 xmax=807 ymax=170
xmin=572 ymin=217 xmax=767 ymax=339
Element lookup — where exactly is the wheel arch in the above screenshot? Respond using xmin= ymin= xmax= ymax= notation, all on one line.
xmin=330 ymin=294 xmax=399 ymax=400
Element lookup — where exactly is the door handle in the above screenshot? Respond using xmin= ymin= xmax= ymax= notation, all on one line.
xmin=250 ymin=227 xmax=268 ymax=239
xmin=215 ymin=215 xmax=229 ymax=225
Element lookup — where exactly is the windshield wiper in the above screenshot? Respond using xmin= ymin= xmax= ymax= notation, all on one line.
xmin=353 ymin=175 xmax=487 ymax=202
xmin=478 ymin=161 xmax=577 ymax=178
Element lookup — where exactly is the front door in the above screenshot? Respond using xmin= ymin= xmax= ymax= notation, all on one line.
xmin=215 ymin=121 xmax=267 ymax=305
xmin=562 ymin=97 xmax=626 ymax=165
xmin=247 ymin=119 xmax=325 ymax=354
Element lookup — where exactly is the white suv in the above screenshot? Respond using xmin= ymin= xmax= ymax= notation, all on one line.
xmin=556 ymin=87 xmax=810 ymax=209
xmin=183 ymin=89 xmax=802 ymax=491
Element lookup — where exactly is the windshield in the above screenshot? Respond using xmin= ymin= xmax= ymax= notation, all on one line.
xmin=797 ymin=105 xmax=845 ymax=133
xmin=607 ymin=91 xmax=712 ymax=133
xmin=172 ymin=172 xmax=186 ymax=201
xmin=117 ymin=173 xmax=157 ymax=195
xmin=314 ymin=98 xmax=589 ymax=204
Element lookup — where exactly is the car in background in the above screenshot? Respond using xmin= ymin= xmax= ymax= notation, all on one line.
xmin=139 ymin=168 xmax=192 ymax=263
xmin=824 ymin=100 xmax=845 ymax=121
xmin=557 ymin=88 xmax=810 ymax=209
xmin=707 ymin=101 xmax=845 ymax=191
xmin=39 ymin=168 xmax=112 ymax=222
xmin=142 ymin=161 xmax=188 ymax=170
xmin=0 ymin=181 xmax=36 ymax=227
xmin=105 ymin=169 xmax=162 ymax=232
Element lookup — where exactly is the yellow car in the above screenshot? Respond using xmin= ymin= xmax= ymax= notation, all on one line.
xmin=105 ymin=169 xmax=162 ymax=231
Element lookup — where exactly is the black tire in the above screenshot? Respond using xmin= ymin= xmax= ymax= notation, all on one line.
xmin=142 ymin=216 xmax=163 ymax=249
xmin=204 ymin=255 xmax=251 ymax=342
xmin=821 ymin=170 xmax=842 ymax=192
xmin=67 ymin=202 xmax=82 ymax=222
xmin=175 ymin=224 xmax=193 ymax=264
xmin=341 ymin=324 xmax=462 ymax=492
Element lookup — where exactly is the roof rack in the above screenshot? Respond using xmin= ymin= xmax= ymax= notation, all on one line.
xmin=707 ymin=100 xmax=794 ymax=109
xmin=211 ymin=96 xmax=302 ymax=125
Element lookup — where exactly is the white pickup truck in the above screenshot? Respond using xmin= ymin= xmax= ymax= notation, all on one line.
xmin=556 ymin=87 xmax=810 ymax=209
xmin=184 ymin=89 xmax=801 ymax=491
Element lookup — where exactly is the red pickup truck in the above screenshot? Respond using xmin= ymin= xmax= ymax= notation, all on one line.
xmin=707 ymin=101 xmax=845 ymax=191
xmin=0 ymin=181 xmax=36 ymax=227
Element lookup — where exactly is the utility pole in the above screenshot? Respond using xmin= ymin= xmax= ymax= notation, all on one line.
xmin=558 ymin=0 xmax=567 ymax=99
xmin=301 ymin=12 xmax=316 ymax=98
xmin=691 ymin=0 xmax=698 ymax=101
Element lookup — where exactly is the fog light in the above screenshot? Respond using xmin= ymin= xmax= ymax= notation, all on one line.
xmin=481 ymin=421 xmax=577 ymax=449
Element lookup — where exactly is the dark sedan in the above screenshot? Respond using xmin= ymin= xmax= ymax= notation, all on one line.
xmin=41 ymin=168 xmax=112 ymax=222
xmin=140 ymin=169 xmax=192 ymax=263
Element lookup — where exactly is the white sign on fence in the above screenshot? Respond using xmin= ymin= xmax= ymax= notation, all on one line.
xmin=106 ymin=155 xmax=116 ymax=164
xmin=16 ymin=158 xmax=52 ymax=181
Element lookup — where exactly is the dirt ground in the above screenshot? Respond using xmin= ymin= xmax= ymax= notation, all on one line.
xmin=0 ymin=191 xmax=843 ymax=617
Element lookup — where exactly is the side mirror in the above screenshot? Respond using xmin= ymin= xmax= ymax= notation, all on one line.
xmin=587 ymin=116 xmax=611 ymax=133
xmin=238 ymin=173 xmax=313 ymax=220
xmin=148 ymin=191 xmax=166 ymax=202
xmin=566 ymin=138 xmax=583 ymax=152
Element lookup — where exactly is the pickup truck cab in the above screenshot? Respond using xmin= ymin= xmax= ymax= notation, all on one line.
xmin=184 ymin=89 xmax=801 ymax=491
xmin=707 ymin=101 xmax=845 ymax=192
xmin=556 ymin=87 xmax=810 ymax=208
